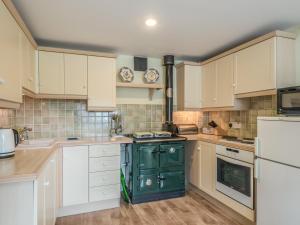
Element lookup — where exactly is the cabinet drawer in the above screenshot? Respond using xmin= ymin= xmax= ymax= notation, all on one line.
xmin=89 ymin=156 xmax=120 ymax=172
xmin=89 ymin=144 xmax=120 ymax=157
xmin=89 ymin=184 xmax=120 ymax=202
xmin=89 ymin=170 xmax=120 ymax=187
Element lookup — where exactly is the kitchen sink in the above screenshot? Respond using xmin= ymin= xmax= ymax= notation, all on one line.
xmin=17 ymin=138 xmax=55 ymax=149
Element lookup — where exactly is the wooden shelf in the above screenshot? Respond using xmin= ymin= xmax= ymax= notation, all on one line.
xmin=116 ymin=82 xmax=164 ymax=100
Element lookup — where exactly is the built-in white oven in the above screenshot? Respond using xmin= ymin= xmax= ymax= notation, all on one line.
xmin=216 ymin=145 xmax=254 ymax=209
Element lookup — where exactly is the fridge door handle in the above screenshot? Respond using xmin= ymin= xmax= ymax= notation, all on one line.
xmin=254 ymin=158 xmax=260 ymax=180
xmin=255 ymin=137 xmax=260 ymax=156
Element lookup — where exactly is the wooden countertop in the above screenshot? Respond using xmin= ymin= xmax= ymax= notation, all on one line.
xmin=0 ymin=136 xmax=133 ymax=184
xmin=181 ymin=134 xmax=255 ymax=152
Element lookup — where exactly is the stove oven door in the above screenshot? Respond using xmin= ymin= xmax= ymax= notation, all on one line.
xmin=138 ymin=144 xmax=159 ymax=170
xmin=138 ymin=170 xmax=159 ymax=194
xmin=159 ymin=143 xmax=184 ymax=168
xmin=159 ymin=171 xmax=185 ymax=192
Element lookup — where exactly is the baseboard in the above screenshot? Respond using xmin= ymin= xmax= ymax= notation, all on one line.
xmin=57 ymin=198 xmax=120 ymax=217
xmin=188 ymin=185 xmax=255 ymax=225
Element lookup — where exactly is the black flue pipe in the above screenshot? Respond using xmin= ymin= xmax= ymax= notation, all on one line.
xmin=163 ymin=55 xmax=174 ymax=127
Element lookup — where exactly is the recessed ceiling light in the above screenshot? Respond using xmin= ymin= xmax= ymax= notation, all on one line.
xmin=145 ymin=18 xmax=157 ymax=27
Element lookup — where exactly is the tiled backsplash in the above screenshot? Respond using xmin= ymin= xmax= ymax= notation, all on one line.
xmin=0 ymin=97 xmax=166 ymax=139
xmin=204 ymin=95 xmax=277 ymax=138
xmin=0 ymin=95 xmax=276 ymax=139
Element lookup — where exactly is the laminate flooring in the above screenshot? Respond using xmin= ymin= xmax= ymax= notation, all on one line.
xmin=56 ymin=191 xmax=244 ymax=225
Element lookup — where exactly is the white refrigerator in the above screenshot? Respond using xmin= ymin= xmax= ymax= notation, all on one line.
xmin=256 ymin=117 xmax=300 ymax=225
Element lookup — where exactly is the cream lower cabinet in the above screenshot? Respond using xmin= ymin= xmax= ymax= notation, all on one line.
xmin=87 ymin=56 xmax=116 ymax=111
xmin=234 ymin=37 xmax=295 ymax=96
xmin=176 ymin=62 xmax=202 ymax=110
xmin=62 ymin=146 xmax=89 ymax=207
xmin=39 ymin=51 xmax=65 ymax=95
xmin=0 ymin=153 xmax=57 ymax=225
xmin=0 ymin=0 xmax=22 ymax=104
xmin=37 ymin=153 xmax=57 ymax=225
xmin=60 ymin=144 xmax=120 ymax=217
xmin=64 ymin=54 xmax=88 ymax=95
xmin=188 ymin=141 xmax=216 ymax=197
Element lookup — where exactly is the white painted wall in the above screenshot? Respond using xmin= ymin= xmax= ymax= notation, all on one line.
xmin=116 ymin=55 xmax=179 ymax=105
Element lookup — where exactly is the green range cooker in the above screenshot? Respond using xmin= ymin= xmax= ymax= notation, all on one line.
xmin=124 ymin=135 xmax=186 ymax=204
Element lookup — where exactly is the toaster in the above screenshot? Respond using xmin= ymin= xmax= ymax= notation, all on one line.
xmin=175 ymin=124 xmax=198 ymax=135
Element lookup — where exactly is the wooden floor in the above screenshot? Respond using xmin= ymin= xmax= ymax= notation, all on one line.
xmin=56 ymin=191 xmax=244 ymax=225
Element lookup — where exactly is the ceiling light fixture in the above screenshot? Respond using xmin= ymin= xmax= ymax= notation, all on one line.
xmin=145 ymin=18 xmax=157 ymax=27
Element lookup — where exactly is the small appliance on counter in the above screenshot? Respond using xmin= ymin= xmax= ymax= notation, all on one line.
xmin=202 ymin=127 xmax=215 ymax=135
xmin=175 ymin=124 xmax=198 ymax=135
xmin=0 ymin=128 xmax=20 ymax=158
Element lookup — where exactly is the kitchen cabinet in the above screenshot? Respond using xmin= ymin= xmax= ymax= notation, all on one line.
xmin=201 ymin=55 xmax=249 ymax=110
xmin=0 ymin=152 xmax=57 ymax=225
xmin=215 ymin=54 xmax=234 ymax=107
xmin=188 ymin=141 xmax=216 ymax=197
xmin=201 ymin=61 xmax=217 ymax=108
xmin=62 ymin=146 xmax=89 ymax=207
xmin=0 ymin=0 xmax=22 ymax=104
xmin=176 ymin=62 xmax=202 ymax=110
xmin=234 ymin=37 xmax=295 ymax=96
xmin=39 ymin=51 xmax=64 ymax=95
xmin=87 ymin=56 xmax=116 ymax=111
xmin=38 ymin=153 xmax=57 ymax=225
xmin=21 ymin=32 xmax=36 ymax=93
xmin=64 ymin=53 xmax=88 ymax=95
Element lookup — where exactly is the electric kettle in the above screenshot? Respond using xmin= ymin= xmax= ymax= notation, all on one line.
xmin=0 ymin=128 xmax=20 ymax=158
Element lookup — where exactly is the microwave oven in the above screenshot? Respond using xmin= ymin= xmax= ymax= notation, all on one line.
xmin=277 ymin=86 xmax=300 ymax=115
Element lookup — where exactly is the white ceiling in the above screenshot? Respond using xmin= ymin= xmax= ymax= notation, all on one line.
xmin=12 ymin=0 xmax=300 ymax=60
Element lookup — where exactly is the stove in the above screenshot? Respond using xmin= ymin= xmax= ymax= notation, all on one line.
xmin=125 ymin=133 xmax=187 ymax=143
xmin=221 ymin=136 xmax=255 ymax=145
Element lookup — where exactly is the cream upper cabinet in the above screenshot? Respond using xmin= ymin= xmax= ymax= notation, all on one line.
xmin=176 ymin=63 xmax=202 ymax=110
xmin=201 ymin=61 xmax=217 ymax=108
xmin=88 ymin=56 xmax=116 ymax=111
xmin=64 ymin=54 xmax=88 ymax=95
xmin=215 ymin=54 xmax=234 ymax=107
xmin=0 ymin=1 xmax=22 ymax=103
xmin=234 ymin=36 xmax=295 ymax=96
xmin=21 ymin=32 xmax=36 ymax=93
xmin=234 ymin=38 xmax=276 ymax=94
xmin=39 ymin=51 xmax=64 ymax=95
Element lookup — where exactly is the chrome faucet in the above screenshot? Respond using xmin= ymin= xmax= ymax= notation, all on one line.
xmin=18 ymin=127 xmax=32 ymax=141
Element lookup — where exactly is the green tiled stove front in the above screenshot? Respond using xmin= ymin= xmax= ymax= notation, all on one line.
xmin=129 ymin=141 xmax=185 ymax=204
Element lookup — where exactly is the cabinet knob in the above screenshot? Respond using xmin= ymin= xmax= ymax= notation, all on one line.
xmin=0 ymin=78 xmax=5 ymax=85
xmin=213 ymin=98 xmax=217 ymax=101
xmin=83 ymin=86 xmax=86 ymax=89
xmin=44 ymin=181 xmax=50 ymax=186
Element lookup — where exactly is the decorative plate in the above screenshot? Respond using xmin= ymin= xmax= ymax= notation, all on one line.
xmin=144 ymin=68 xmax=160 ymax=83
xmin=119 ymin=67 xmax=134 ymax=82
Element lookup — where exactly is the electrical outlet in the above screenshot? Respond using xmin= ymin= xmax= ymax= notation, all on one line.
xmin=229 ymin=122 xmax=241 ymax=129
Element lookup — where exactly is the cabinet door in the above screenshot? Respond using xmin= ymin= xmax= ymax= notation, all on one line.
xmin=201 ymin=62 xmax=217 ymax=108
xmin=0 ymin=1 xmax=22 ymax=103
xmin=234 ymin=38 xmax=276 ymax=94
xmin=37 ymin=169 xmax=45 ymax=225
xmin=87 ymin=56 xmax=116 ymax=111
xmin=63 ymin=146 xmax=88 ymax=206
xmin=216 ymin=54 xmax=234 ymax=107
xmin=189 ymin=142 xmax=201 ymax=188
xmin=39 ymin=51 xmax=64 ymax=94
xmin=44 ymin=155 xmax=57 ymax=225
xmin=21 ymin=32 xmax=36 ymax=92
xmin=138 ymin=171 xmax=159 ymax=194
xmin=177 ymin=65 xmax=202 ymax=110
xmin=199 ymin=142 xmax=216 ymax=196
xmin=64 ymin=54 xmax=87 ymax=95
